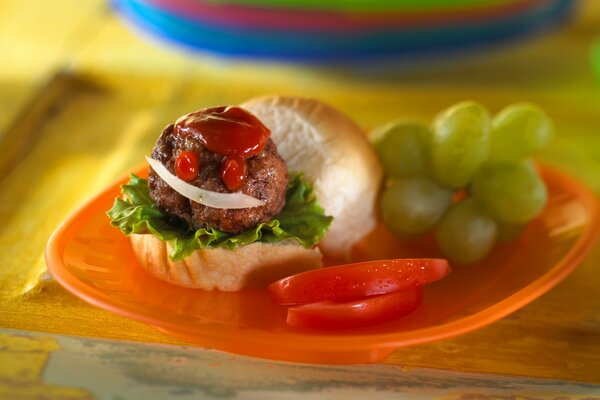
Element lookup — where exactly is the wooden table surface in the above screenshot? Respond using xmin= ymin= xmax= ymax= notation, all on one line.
xmin=1 ymin=0 xmax=600 ymax=398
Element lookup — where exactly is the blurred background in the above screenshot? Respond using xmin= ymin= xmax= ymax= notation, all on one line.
xmin=1 ymin=0 xmax=600 ymax=383
xmin=2 ymin=1 xmax=599 ymax=184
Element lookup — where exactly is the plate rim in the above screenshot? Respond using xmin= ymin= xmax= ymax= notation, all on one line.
xmin=46 ymin=163 xmax=600 ymax=354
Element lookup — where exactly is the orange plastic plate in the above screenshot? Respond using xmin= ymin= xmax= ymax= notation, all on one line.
xmin=46 ymin=164 xmax=600 ymax=364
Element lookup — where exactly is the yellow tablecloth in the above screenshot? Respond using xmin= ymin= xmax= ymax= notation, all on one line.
xmin=1 ymin=0 xmax=600 ymax=383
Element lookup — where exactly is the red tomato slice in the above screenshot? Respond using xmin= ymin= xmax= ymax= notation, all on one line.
xmin=268 ymin=258 xmax=449 ymax=305
xmin=286 ymin=287 xmax=422 ymax=329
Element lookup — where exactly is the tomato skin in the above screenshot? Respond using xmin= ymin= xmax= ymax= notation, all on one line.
xmin=286 ymin=287 xmax=422 ymax=329
xmin=268 ymin=258 xmax=449 ymax=305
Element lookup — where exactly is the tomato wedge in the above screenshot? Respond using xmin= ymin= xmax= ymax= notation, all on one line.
xmin=268 ymin=258 xmax=449 ymax=305
xmin=286 ymin=287 xmax=422 ymax=329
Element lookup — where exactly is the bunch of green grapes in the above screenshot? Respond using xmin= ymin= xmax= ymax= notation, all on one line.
xmin=371 ymin=102 xmax=553 ymax=265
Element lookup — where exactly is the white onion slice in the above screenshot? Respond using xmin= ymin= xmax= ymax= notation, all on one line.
xmin=145 ymin=156 xmax=265 ymax=209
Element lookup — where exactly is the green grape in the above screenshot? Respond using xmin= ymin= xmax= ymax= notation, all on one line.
xmin=488 ymin=103 xmax=553 ymax=164
xmin=370 ymin=120 xmax=431 ymax=177
xmin=380 ymin=176 xmax=453 ymax=236
xmin=431 ymin=101 xmax=492 ymax=189
xmin=436 ymin=198 xmax=498 ymax=265
xmin=472 ymin=161 xmax=547 ymax=224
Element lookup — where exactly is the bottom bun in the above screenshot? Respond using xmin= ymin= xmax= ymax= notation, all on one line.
xmin=130 ymin=234 xmax=323 ymax=291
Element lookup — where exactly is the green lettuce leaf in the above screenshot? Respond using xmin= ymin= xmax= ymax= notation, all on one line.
xmin=107 ymin=173 xmax=332 ymax=260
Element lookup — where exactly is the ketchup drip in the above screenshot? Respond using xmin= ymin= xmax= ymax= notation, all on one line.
xmin=174 ymin=106 xmax=271 ymax=191
xmin=174 ymin=151 xmax=199 ymax=182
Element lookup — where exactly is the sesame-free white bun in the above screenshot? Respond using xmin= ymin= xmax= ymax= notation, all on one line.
xmin=130 ymin=234 xmax=323 ymax=291
xmin=241 ymin=96 xmax=383 ymax=259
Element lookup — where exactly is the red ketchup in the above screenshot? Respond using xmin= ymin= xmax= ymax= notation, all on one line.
xmin=174 ymin=151 xmax=199 ymax=182
xmin=174 ymin=106 xmax=271 ymax=191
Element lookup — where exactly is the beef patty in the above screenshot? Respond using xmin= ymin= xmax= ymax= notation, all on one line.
xmin=148 ymin=123 xmax=288 ymax=234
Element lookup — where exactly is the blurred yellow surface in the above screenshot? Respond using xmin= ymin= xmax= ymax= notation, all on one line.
xmin=1 ymin=0 xmax=600 ymax=384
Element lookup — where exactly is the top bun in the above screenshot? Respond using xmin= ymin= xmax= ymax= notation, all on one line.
xmin=242 ymin=96 xmax=383 ymax=259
